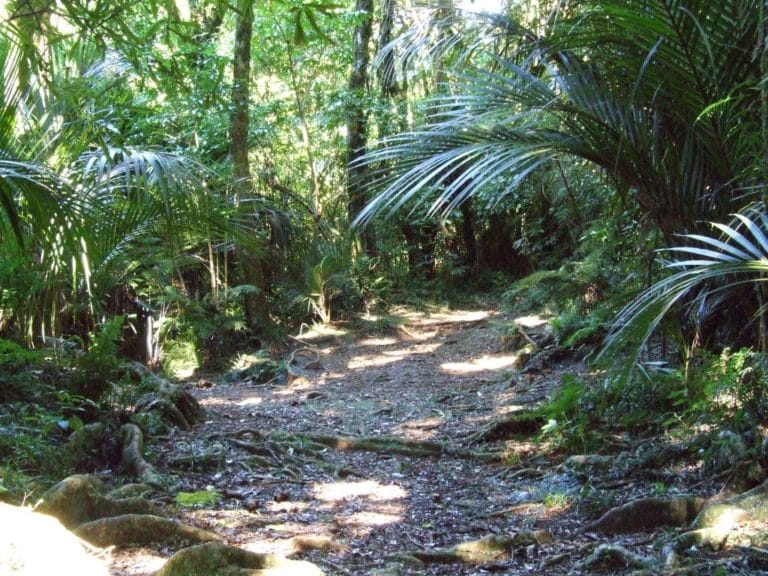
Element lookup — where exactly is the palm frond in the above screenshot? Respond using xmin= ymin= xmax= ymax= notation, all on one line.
xmin=600 ymin=208 xmax=768 ymax=376
xmin=357 ymin=0 xmax=761 ymax=240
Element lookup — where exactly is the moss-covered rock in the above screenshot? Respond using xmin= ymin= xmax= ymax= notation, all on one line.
xmin=75 ymin=514 xmax=221 ymax=547
xmin=36 ymin=474 xmax=159 ymax=528
xmin=153 ymin=542 xmax=324 ymax=576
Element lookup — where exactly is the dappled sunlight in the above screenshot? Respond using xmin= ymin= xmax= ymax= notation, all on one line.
xmin=339 ymin=510 xmax=402 ymax=527
xmin=348 ymin=342 xmax=441 ymax=370
xmin=199 ymin=396 xmax=247 ymax=407
xmin=357 ymin=336 xmax=398 ymax=347
xmin=236 ymin=397 xmax=263 ymax=407
xmin=295 ymin=322 xmax=349 ymax=342
xmin=265 ymin=500 xmax=312 ymax=514
xmin=398 ymin=308 xmax=491 ymax=326
xmin=394 ymin=415 xmax=444 ymax=440
xmin=514 ymin=313 xmax=549 ymax=328
xmin=442 ymin=353 xmax=518 ymax=374
xmin=313 ymin=479 xmax=407 ymax=503
xmin=348 ymin=352 xmax=405 ymax=369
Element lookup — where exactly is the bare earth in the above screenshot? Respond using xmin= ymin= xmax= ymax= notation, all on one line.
xmin=105 ymin=304 xmax=712 ymax=575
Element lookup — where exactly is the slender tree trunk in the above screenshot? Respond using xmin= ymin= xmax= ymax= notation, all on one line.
xmin=758 ymin=2 xmax=768 ymax=352
xmin=378 ymin=0 xmax=399 ymax=99
xmin=286 ymin=49 xmax=322 ymax=219
xmin=231 ymin=0 xmax=269 ymax=335
xmin=460 ymin=200 xmax=477 ymax=272
xmin=346 ymin=0 xmax=376 ymax=256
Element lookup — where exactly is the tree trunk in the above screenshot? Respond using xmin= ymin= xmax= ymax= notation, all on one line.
xmin=460 ymin=200 xmax=477 ymax=273
xmin=378 ymin=0 xmax=399 ymax=99
xmin=346 ymin=0 xmax=376 ymax=256
xmin=230 ymin=0 xmax=269 ymax=335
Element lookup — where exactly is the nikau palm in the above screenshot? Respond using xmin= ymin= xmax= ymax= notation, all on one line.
xmin=0 ymin=30 xmax=244 ymax=343
xmin=601 ymin=209 xmax=768 ymax=373
xmin=356 ymin=0 xmax=762 ymax=244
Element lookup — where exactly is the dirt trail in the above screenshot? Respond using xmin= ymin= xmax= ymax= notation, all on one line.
xmin=110 ymin=305 xmax=591 ymax=575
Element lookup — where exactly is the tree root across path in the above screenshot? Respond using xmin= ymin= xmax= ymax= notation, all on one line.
xmin=223 ymin=429 xmax=501 ymax=469
xmin=395 ymin=532 xmax=552 ymax=565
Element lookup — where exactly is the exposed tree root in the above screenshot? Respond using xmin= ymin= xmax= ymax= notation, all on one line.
xmin=466 ymin=412 xmax=544 ymax=444
xmin=674 ymin=526 xmax=736 ymax=551
xmin=225 ymin=429 xmax=499 ymax=473
xmin=573 ymin=544 xmax=656 ymax=572
xmin=153 ymin=542 xmax=324 ymax=576
xmin=74 ymin=514 xmax=221 ymax=547
xmin=121 ymin=423 xmax=164 ymax=486
xmin=586 ymin=496 xmax=706 ymax=534
xmin=397 ymin=532 xmax=550 ymax=565
xmin=669 ymin=477 xmax=768 ymax=551
xmin=36 ymin=474 xmax=160 ymax=529
xmin=130 ymin=362 xmax=204 ymax=430
xmin=288 ymin=535 xmax=348 ymax=553
xmin=167 ymin=442 xmax=227 ymax=471
xmin=267 ymin=430 xmax=500 ymax=461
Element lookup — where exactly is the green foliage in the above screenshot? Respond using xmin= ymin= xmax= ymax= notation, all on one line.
xmin=226 ymin=351 xmax=283 ymax=385
xmin=160 ymin=340 xmax=200 ymax=379
xmin=674 ymin=348 xmax=768 ymax=427
xmin=174 ymin=489 xmax=223 ymax=507
xmin=538 ymin=377 xmax=584 ymax=422
xmin=67 ymin=317 xmax=124 ymax=399
xmin=0 ymin=360 xmax=90 ymax=498
xmin=542 ymin=492 xmax=571 ymax=509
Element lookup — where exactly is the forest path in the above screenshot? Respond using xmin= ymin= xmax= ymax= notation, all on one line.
xmin=112 ymin=305 xmax=593 ymax=575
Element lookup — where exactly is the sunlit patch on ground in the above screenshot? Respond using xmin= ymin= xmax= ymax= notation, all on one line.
xmin=295 ymin=323 xmax=349 ymax=341
xmin=313 ymin=479 xmax=407 ymax=503
xmin=395 ymin=415 xmax=444 ymax=440
xmin=348 ymin=351 xmax=406 ymax=369
xmin=357 ymin=336 xmax=398 ymax=347
xmin=236 ymin=396 xmax=263 ymax=406
xmin=199 ymin=395 xmax=248 ymax=407
xmin=108 ymin=549 xmax=166 ymax=575
xmin=348 ymin=342 xmax=441 ymax=370
xmin=441 ymin=353 xmax=518 ymax=374
xmin=514 ymin=313 xmax=549 ymax=328
xmin=397 ymin=308 xmax=492 ymax=326
xmin=265 ymin=500 xmax=313 ymax=513
xmin=339 ymin=510 xmax=402 ymax=526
